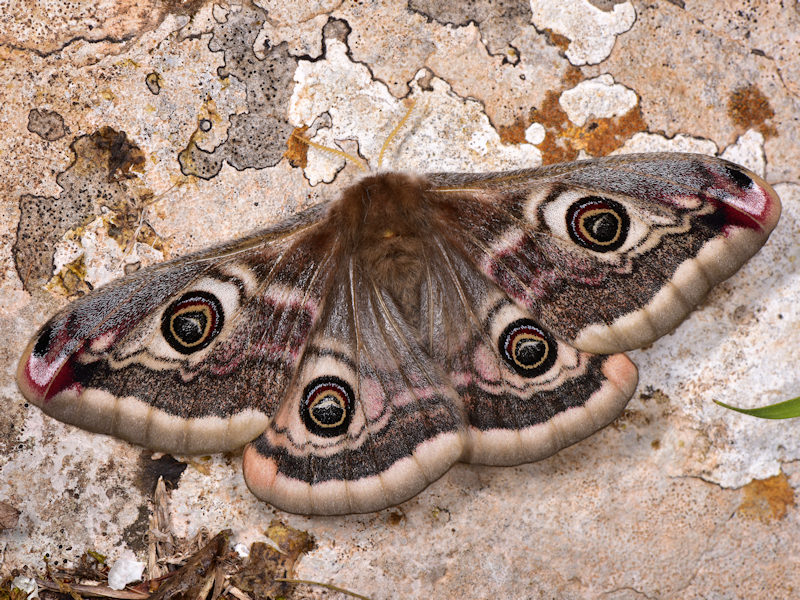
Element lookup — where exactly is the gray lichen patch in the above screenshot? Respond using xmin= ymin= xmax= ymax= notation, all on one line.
xmin=13 ymin=127 xmax=151 ymax=292
xmin=178 ymin=3 xmax=297 ymax=179
xmin=27 ymin=108 xmax=68 ymax=141
xmin=340 ymin=1 xmax=573 ymax=131
xmin=408 ymin=0 xmax=533 ymax=57
xmin=13 ymin=191 xmax=86 ymax=290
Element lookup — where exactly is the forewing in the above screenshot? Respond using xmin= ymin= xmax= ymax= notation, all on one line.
xmin=429 ymin=153 xmax=781 ymax=354
xmin=17 ymin=204 xmax=339 ymax=454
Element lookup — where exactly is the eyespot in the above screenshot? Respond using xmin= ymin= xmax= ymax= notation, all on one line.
xmin=161 ymin=291 xmax=224 ymax=354
xmin=301 ymin=376 xmax=354 ymax=438
xmin=498 ymin=319 xmax=557 ymax=378
xmin=566 ymin=196 xmax=630 ymax=253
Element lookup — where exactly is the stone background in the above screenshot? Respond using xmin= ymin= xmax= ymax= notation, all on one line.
xmin=1 ymin=1 xmax=799 ymax=598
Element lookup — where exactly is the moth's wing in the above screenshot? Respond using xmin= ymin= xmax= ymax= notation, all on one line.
xmin=429 ymin=153 xmax=781 ymax=353
xmin=242 ymin=260 xmax=466 ymax=515
xmin=421 ymin=240 xmax=638 ymax=465
xmin=17 ymin=204 xmax=339 ymax=454
xmin=242 ymin=241 xmax=640 ymax=515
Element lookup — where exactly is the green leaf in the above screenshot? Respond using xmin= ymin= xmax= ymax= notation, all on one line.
xmin=714 ymin=396 xmax=800 ymax=419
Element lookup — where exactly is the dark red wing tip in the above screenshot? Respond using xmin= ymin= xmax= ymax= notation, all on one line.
xmin=16 ymin=334 xmax=84 ymax=406
xmin=747 ymin=170 xmax=782 ymax=233
xmin=718 ymin=164 xmax=782 ymax=233
xmin=16 ymin=337 xmax=47 ymax=405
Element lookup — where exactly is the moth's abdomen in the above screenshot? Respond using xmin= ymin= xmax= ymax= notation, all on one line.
xmin=333 ymin=171 xmax=433 ymax=321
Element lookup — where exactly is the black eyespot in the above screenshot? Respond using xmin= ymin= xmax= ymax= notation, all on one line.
xmin=33 ymin=324 xmax=54 ymax=357
xmin=566 ymin=196 xmax=630 ymax=252
xmin=301 ymin=376 xmax=354 ymax=438
xmin=725 ymin=165 xmax=753 ymax=190
xmin=499 ymin=319 xmax=557 ymax=378
xmin=161 ymin=291 xmax=224 ymax=354
xmin=199 ymin=119 xmax=212 ymax=132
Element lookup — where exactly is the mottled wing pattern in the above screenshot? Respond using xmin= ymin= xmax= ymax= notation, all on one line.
xmin=17 ymin=204 xmax=339 ymax=454
xmin=243 ymin=259 xmax=466 ymax=514
xmin=429 ymin=153 xmax=781 ymax=354
xmin=16 ymin=153 xmax=781 ymax=515
xmin=243 ymin=234 xmax=638 ymax=514
xmin=425 ymin=242 xmax=637 ymax=466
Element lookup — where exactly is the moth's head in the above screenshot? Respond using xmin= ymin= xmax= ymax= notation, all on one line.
xmin=330 ymin=171 xmax=429 ymax=247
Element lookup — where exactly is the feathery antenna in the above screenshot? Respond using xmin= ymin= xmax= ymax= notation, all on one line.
xmin=290 ymin=130 xmax=369 ymax=172
xmin=378 ymin=99 xmax=416 ymax=169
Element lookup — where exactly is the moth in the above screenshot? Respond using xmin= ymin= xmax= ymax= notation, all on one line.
xmin=17 ymin=151 xmax=781 ymax=515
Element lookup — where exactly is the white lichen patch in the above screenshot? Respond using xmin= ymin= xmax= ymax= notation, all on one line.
xmin=612 ymin=131 xmax=718 ymax=156
xmin=80 ymin=219 xmax=162 ymax=289
xmin=290 ymin=40 xmax=541 ymax=183
xmin=52 ymin=215 xmax=164 ymax=290
xmin=558 ymin=74 xmax=638 ymax=126
xmin=10 ymin=577 xmax=38 ymax=600
xmin=289 ymin=38 xmax=398 ymax=184
xmin=721 ymin=129 xmax=766 ymax=177
xmin=525 ymin=122 xmax=546 ymax=145
xmin=398 ymin=74 xmax=541 ymax=172
xmin=529 ymin=0 xmax=636 ymax=66
xmin=107 ymin=552 xmax=145 ymax=590
xmin=51 ymin=238 xmax=85 ymax=278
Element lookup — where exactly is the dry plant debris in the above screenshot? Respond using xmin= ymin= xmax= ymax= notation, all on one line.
xmin=0 ymin=477 xmax=372 ymax=600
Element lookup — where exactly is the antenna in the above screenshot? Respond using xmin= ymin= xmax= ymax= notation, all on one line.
xmin=290 ymin=130 xmax=368 ymax=172
xmin=378 ymin=99 xmax=416 ymax=168
xmin=290 ymin=99 xmax=417 ymax=172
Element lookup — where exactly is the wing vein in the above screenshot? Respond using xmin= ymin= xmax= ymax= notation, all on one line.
xmin=430 ymin=236 xmax=527 ymax=442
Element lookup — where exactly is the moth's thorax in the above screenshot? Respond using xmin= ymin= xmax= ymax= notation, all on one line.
xmin=330 ymin=171 xmax=431 ymax=317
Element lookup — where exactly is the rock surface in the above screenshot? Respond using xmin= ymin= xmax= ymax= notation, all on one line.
xmin=1 ymin=1 xmax=799 ymax=598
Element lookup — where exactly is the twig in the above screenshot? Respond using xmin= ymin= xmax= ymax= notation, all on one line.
xmin=274 ymin=578 xmax=373 ymax=600
xmin=35 ymin=579 xmax=148 ymax=600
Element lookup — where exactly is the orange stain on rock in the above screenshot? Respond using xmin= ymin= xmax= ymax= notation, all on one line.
xmin=284 ymin=126 xmax=310 ymax=169
xmin=580 ymin=109 xmax=647 ymax=156
xmin=542 ymin=28 xmax=570 ymax=52
xmin=529 ymin=90 xmax=646 ymax=165
xmin=497 ymin=66 xmax=583 ymax=147
xmin=497 ymin=116 xmax=531 ymax=145
xmin=738 ymin=472 xmax=795 ymax=522
xmin=727 ymin=85 xmax=777 ymax=138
